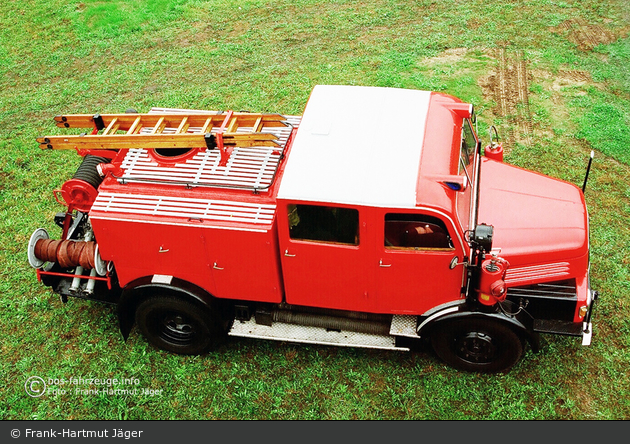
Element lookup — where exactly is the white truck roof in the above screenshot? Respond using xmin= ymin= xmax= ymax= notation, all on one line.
xmin=277 ymin=85 xmax=431 ymax=208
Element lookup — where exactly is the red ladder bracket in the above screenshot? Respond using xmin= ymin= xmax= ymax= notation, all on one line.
xmin=217 ymin=110 xmax=234 ymax=167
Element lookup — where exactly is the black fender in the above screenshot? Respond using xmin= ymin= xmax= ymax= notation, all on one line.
xmin=118 ymin=276 xmax=219 ymax=340
xmin=419 ymin=305 xmax=540 ymax=353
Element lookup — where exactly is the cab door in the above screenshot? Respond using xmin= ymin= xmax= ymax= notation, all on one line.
xmin=373 ymin=211 xmax=466 ymax=314
xmin=277 ymin=202 xmax=372 ymax=312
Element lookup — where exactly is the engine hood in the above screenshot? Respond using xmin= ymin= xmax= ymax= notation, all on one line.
xmin=476 ymin=158 xmax=589 ymax=269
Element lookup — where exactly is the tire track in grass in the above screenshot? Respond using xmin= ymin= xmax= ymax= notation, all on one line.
xmin=488 ymin=47 xmax=533 ymax=150
xmin=555 ymin=19 xmax=619 ymax=51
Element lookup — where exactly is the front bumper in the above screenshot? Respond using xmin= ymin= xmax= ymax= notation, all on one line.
xmin=526 ymin=286 xmax=598 ymax=343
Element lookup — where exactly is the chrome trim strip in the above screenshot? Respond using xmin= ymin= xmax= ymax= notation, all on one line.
xmin=88 ymin=216 xmax=270 ymax=233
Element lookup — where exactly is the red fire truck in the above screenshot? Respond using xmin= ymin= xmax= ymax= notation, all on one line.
xmin=28 ymin=85 xmax=597 ymax=372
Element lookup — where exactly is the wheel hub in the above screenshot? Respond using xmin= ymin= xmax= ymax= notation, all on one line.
xmin=161 ymin=314 xmax=195 ymax=344
xmin=455 ymin=331 xmax=496 ymax=363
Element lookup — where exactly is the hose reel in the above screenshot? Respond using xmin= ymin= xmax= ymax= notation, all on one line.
xmin=27 ymin=228 xmax=107 ymax=276
xmin=55 ymin=155 xmax=109 ymax=212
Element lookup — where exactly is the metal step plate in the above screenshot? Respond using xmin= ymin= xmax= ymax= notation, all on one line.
xmin=390 ymin=314 xmax=418 ymax=338
xmin=229 ymin=318 xmax=409 ymax=351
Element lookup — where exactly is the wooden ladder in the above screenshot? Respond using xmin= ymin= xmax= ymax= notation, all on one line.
xmin=37 ymin=111 xmax=290 ymax=164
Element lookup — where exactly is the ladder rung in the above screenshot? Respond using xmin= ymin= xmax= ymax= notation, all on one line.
xmin=226 ymin=117 xmax=239 ymax=133
xmin=150 ymin=116 xmax=165 ymax=135
xmin=102 ymin=117 xmax=118 ymax=136
xmin=127 ymin=116 xmax=142 ymax=135
xmin=200 ymin=117 xmax=213 ymax=134
xmin=176 ymin=116 xmax=189 ymax=134
xmin=253 ymin=117 xmax=263 ymax=132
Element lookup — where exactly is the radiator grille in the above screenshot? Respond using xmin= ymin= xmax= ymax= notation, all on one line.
xmin=504 ymin=262 xmax=571 ymax=286
xmin=507 ymin=279 xmax=577 ymax=299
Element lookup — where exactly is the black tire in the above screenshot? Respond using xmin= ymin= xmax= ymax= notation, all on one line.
xmin=135 ymin=296 xmax=222 ymax=355
xmin=430 ymin=317 xmax=524 ymax=373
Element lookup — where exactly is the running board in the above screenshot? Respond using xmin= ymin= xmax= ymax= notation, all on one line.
xmin=229 ymin=318 xmax=412 ymax=351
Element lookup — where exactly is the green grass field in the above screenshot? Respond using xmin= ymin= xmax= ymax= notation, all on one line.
xmin=1 ymin=0 xmax=629 ymax=420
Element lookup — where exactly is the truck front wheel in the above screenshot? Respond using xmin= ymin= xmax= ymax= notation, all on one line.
xmin=135 ymin=295 xmax=221 ymax=355
xmin=430 ymin=318 xmax=524 ymax=373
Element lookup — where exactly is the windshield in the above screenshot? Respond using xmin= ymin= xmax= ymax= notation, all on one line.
xmin=460 ymin=119 xmax=476 ymax=170
xmin=457 ymin=119 xmax=478 ymax=234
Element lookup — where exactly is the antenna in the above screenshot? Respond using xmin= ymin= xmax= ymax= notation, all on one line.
xmin=582 ymin=151 xmax=594 ymax=193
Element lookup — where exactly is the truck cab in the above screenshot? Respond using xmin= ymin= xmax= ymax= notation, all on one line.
xmin=275 ymin=86 xmax=469 ymax=315
xmin=28 ymin=85 xmax=597 ymax=373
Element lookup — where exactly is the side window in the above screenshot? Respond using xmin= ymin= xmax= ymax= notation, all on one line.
xmin=288 ymin=204 xmax=359 ymax=245
xmin=384 ymin=213 xmax=452 ymax=250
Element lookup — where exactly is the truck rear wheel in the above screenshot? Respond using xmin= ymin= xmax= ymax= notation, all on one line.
xmin=135 ymin=295 xmax=221 ymax=355
xmin=430 ymin=317 xmax=524 ymax=373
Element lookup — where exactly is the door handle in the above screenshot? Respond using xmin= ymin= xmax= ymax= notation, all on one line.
xmin=284 ymin=250 xmax=296 ymax=257
xmin=379 ymin=259 xmax=391 ymax=268
xmin=213 ymin=262 xmax=224 ymax=270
